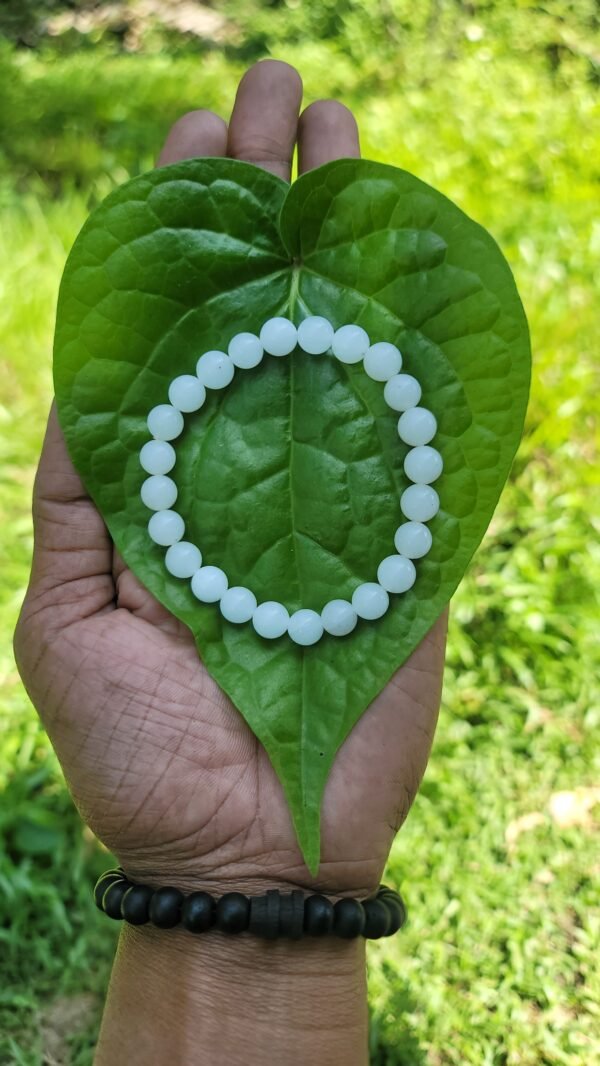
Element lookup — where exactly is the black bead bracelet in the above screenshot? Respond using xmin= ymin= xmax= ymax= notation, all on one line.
xmin=94 ymin=868 xmax=407 ymax=940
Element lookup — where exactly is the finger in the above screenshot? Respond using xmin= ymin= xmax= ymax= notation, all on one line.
xmin=21 ymin=403 xmax=115 ymax=626
xmin=227 ymin=59 xmax=303 ymax=180
xmin=110 ymin=549 xmax=187 ymax=636
xmin=156 ymin=108 xmax=228 ymax=167
xmin=297 ymin=99 xmax=360 ymax=174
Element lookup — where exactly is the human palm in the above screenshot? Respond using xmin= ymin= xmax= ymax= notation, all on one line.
xmin=14 ymin=60 xmax=447 ymax=900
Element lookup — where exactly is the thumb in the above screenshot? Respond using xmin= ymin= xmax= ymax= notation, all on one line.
xmin=20 ymin=401 xmax=115 ymax=630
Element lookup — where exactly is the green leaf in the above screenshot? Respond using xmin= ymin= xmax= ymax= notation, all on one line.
xmin=53 ymin=157 xmax=530 ymax=874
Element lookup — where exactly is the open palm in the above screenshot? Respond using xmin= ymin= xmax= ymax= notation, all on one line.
xmin=14 ymin=61 xmax=447 ymax=901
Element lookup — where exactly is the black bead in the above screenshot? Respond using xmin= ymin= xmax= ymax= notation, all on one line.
xmin=378 ymin=887 xmax=405 ymax=908
xmin=362 ymin=898 xmax=391 ymax=939
xmin=265 ymin=889 xmax=281 ymax=940
xmin=377 ymin=885 xmax=401 ymax=902
xmin=121 ymin=884 xmax=154 ymax=925
xmin=381 ymin=896 xmax=406 ymax=934
xmin=148 ymin=886 xmax=183 ymax=928
xmin=376 ymin=887 xmax=406 ymax=931
xmin=181 ymin=892 xmax=215 ymax=934
xmin=377 ymin=888 xmax=401 ymax=906
xmin=304 ymin=894 xmax=334 ymax=936
xmin=103 ymin=879 xmax=130 ymax=920
xmin=289 ymin=890 xmax=306 ymax=939
xmin=278 ymin=890 xmax=305 ymax=939
xmin=333 ymin=898 xmax=366 ymax=939
xmin=215 ymin=892 xmax=250 ymax=934
xmin=248 ymin=895 xmax=269 ymax=938
xmin=94 ymin=870 xmax=126 ymax=911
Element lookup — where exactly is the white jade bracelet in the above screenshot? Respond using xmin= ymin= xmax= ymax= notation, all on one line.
xmin=139 ymin=316 xmax=443 ymax=646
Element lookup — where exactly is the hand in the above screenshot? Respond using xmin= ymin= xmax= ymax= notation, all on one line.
xmin=14 ymin=59 xmax=448 ymax=1066
xmin=14 ymin=60 xmax=446 ymax=903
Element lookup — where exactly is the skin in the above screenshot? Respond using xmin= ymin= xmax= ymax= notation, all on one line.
xmin=14 ymin=60 xmax=448 ymax=1066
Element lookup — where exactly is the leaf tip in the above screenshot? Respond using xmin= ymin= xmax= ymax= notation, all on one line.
xmin=294 ymin=816 xmax=322 ymax=878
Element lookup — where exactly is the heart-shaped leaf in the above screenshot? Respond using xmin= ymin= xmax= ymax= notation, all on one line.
xmin=53 ymin=158 xmax=530 ymax=874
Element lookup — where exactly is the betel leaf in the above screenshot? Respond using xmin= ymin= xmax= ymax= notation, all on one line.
xmin=53 ymin=157 xmax=530 ymax=875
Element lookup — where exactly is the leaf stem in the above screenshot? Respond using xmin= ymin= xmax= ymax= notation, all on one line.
xmin=288 ymin=259 xmax=301 ymax=320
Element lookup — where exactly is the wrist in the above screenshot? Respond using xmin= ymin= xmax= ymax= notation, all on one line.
xmin=96 ymin=919 xmax=368 ymax=1066
xmin=113 ymin=853 xmax=380 ymax=900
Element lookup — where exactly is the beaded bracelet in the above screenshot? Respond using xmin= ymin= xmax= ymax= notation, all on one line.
xmin=139 ymin=314 xmax=443 ymax=647
xmin=94 ymin=869 xmax=406 ymax=940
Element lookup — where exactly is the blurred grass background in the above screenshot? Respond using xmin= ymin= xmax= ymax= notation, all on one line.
xmin=0 ymin=1 xmax=599 ymax=1063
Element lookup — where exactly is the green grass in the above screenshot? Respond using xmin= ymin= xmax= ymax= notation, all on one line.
xmin=1 ymin=13 xmax=599 ymax=1064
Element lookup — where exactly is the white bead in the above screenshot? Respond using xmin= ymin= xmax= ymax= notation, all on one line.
xmin=259 ymin=317 xmax=297 ymax=356
xmin=168 ymin=374 xmax=206 ymax=413
xmin=394 ymin=522 xmax=433 ymax=559
xmin=139 ymin=440 xmax=176 ymax=475
xmin=252 ymin=601 xmax=290 ymax=639
xmin=321 ymin=599 xmax=357 ymax=637
xmin=377 ymin=555 xmax=416 ymax=593
xmin=404 ymin=445 xmax=444 ymax=484
xmin=140 ymin=475 xmax=178 ymax=511
xmin=351 ymin=582 xmax=389 ymax=620
xmin=400 ymin=484 xmax=440 ymax=523
xmin=147 ymin=510 xmax=185 ymax=546
xmin=228 ymin=332 xmax=263 ymax=369
xmin=165 ymin=541 xmax=202 ymax=579
xmin=331 ymin=324 xmax=370 ymax=364
xmin=363 ymin=341 xmax=402 ymax=381
xmin=196 ymin=350 xmax=235 ymax=389
xmin=191 ymin=565 xmax=228 ymax=603
xmin=288 ymin=609 xmax=324 ymax=646
xmin=220 ymin=586 xmax=257 ymax=624
xmin=383 ymin=374 xmax=422 ymax=412
xmin=398 ymin=406 xmax=437 ymax=446
xmin=297 ymin=316 xmax=334 ymax=355
xmin=147 ymin=404 xmax=184 ymax=441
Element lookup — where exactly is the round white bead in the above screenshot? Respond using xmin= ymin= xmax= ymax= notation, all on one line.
xmin=288 ymin=609 xmax=324 ymax=646
xmin=404 ymin=445 xmax=444 ymax=484
xmin=139 ymin=440 xmax=176 ymax=475
xmin=168 ymin=374 xmax=206 ymax=413
xmin=147 ymin=404 xmax=184 ymax=441
xmin=400 ymin=484 xmax=440 ymax=523
xmin=398 ymin=406 xmax=437 ymax=446
xmin=351 ymin=582 xmax=389 ymax=620
xmin=331 ymin=324 xmax=370 ymax=364
xmin=228 ymin=332 xmax=263 ymax=369
xmin=363 ymin=341 xmax=402 ymax=381
xmin=394 ymin=522 xmax=433 ymax=559
xmin=165 ymin=541 xmax=202 ymax=578
xmin=321 ymin=599 xmax=357 ymax=637
xmin=220 ymin=586 xmax=258 ymax=624
xmin=196 ymin=350 xmax=235 ymax=389
xmin=297 ymin=316 xmax=334 ymax=355
xmin=191 ymin=565 xmax=228 ymax=603
xmin=259 ymin=317 xmax=297 ymax=356
xmin=377 ymin=555 xmax=417 ymax=593
xmin=252 ymin=601 xmax=290 ymax=640
xmin=147 ymin=510 xmax=185 ymax=546
xmin=140 ymin=475 xmax=178 ymax=511
xmin=383 ymin=374 xmax=422 ymax=412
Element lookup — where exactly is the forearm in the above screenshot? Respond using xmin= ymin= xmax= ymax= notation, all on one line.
xmin=95 ymin=921 xmax=368 ymax=1066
